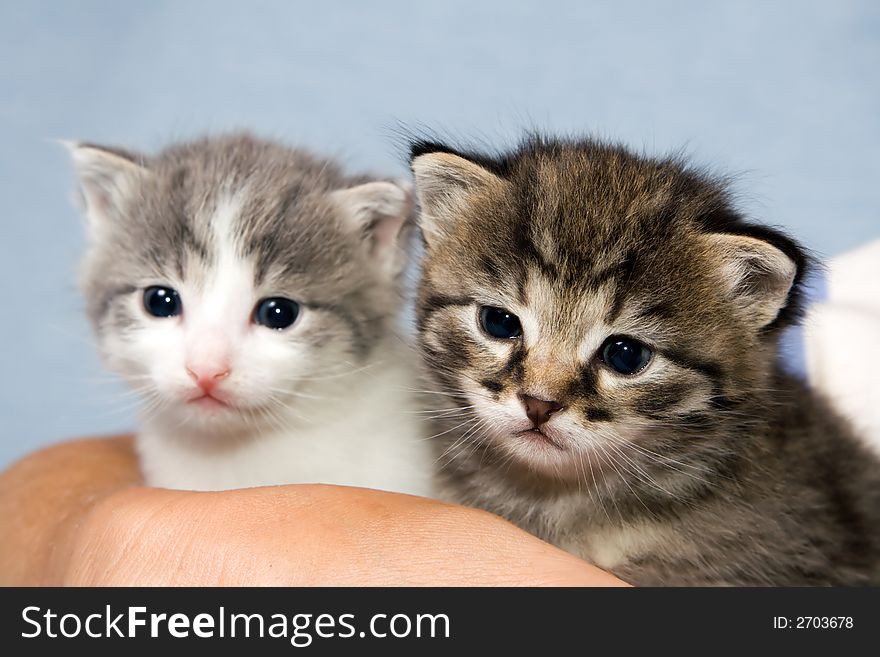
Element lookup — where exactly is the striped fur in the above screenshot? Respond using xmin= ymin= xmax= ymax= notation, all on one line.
xmin=411 ymin=135 xmax=880 ymax=585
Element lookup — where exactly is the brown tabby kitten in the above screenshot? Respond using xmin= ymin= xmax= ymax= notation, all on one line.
xmin=410 ymin=135 xmax=880 ymax=586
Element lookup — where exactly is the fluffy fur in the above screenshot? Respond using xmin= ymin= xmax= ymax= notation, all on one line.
xmin=410 ymin=135 xmax=880 ymax=585
xmin=70 ymin=133 xmax=432 ymax=495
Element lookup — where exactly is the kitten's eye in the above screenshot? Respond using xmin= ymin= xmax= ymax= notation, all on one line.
xmin=480 ymin=306 xmax=522 ymax=339
xmin=254 ymin=297 xmax=300 ymax=330
xmin=601 ymin=336 xmax=652 ymax=375
xmin=143 ymin=286 xmax=182 ymax=318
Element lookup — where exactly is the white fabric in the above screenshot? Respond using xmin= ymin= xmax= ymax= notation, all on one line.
xmin=805 ymin=240 xmax=880 ymax=451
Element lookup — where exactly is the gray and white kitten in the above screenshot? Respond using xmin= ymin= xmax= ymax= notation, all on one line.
xmin=409 ymin=135 xmax=880 ymax=585
xmin=69 ymin=133 xmax=432 ymax=495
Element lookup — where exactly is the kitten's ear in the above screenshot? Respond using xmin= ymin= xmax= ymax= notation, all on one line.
xmin=410 ymin=152 xmax=507 ymax=247
xmin=704 ymin=232 xmax=798 ymax=329
xmin=65 ymin=142 xmax=150 ymax=234
xmin=330 ymin=180 xmax=415 ymax=276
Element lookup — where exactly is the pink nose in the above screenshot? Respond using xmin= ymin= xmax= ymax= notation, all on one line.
xmin=518 ymin=394 xmax=564 ymax=427
xmin=186 ymin=365 xmax=231 ymax=393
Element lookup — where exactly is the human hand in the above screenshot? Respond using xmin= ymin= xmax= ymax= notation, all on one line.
xmin=0 ymin=436 xmax=626 ymax=586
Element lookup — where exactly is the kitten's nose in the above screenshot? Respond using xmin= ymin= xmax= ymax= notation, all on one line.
xmin=518 ymin=394 xmax=564 ymax=427
xmin=186 ymin=365 xmax=231 ymax=393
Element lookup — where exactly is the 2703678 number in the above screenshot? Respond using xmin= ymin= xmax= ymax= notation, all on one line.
xmin=773 ymin=617 xmax=853 ymax=629
xmin=799 ymin=617 xmax=853 ymax=629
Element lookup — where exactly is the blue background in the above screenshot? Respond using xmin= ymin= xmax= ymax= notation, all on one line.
xmin=1 ymin=1 xmax=878 ymax=468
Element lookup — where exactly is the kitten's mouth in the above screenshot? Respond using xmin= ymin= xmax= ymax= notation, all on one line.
xmin=187 ymin=394 xmax=232 ymax=411
xmin=516 ymin=427 xmax=563 ymax=450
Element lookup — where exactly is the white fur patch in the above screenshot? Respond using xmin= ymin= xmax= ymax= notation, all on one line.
xmin=574 ymin=522 xmax=674 ymax=570
xmin=138 ymin=347 xmax=434 ymax=496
